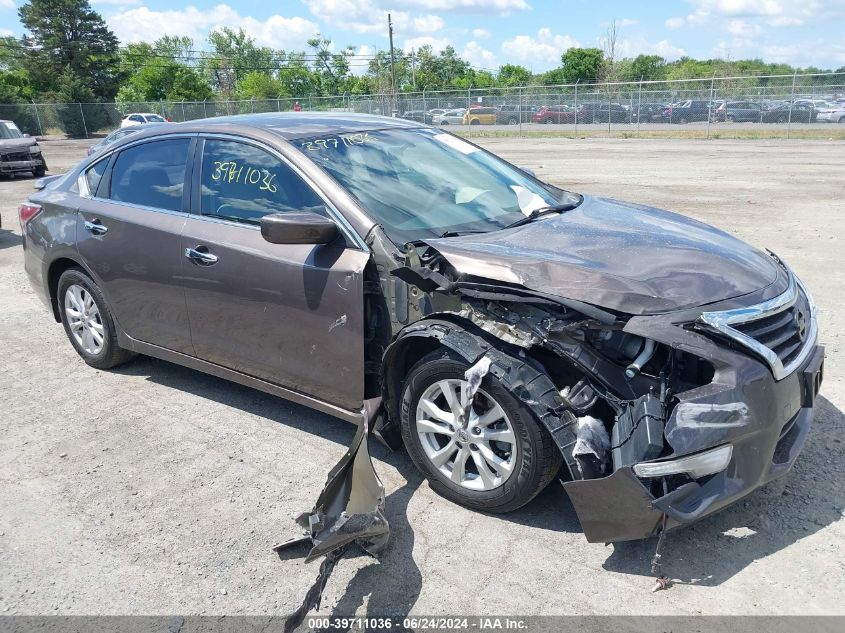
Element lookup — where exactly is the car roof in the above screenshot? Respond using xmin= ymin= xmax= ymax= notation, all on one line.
xmin=159 ymin=112 xmax=421 ymax=140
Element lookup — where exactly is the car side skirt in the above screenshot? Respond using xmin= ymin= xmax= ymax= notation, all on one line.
xmin=119 ymin=332 xmax=363 ymax=424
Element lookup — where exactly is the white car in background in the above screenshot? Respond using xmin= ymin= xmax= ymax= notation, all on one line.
xmin=433 ymin=109 xmax=466 ymax=125
xmin=120 ymin=113 xmax=168 ymax=128
xmin=815 ymin=103 xmax=845 ymax=123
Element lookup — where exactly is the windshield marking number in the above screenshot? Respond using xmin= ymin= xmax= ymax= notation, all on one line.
xmin=211 ymin=161 xmax=278 ymax=193
xmin=302 ymin=133 xmax=373 ymax=152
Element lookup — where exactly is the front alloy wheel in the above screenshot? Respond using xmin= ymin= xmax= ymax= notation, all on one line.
xmin=415 ymin=379 xmax=517 ymax=490
xmin=401 ymin=348 xmax=562 ymax=513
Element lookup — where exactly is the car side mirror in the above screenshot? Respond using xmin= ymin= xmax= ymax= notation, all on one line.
xmin=260 ymin=211 xmax=338 ymax=245
xmin=520 ymin=166 xmax=537 ymax=177
xmin=23 ymin=133 xmax=30 ymax=138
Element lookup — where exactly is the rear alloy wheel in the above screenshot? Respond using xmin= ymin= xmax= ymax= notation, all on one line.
xmin=544 ymin=118 xmax=554 ymax=124
xmin=58 ymin=268 xmax=135 ymax=369
xmin=401 ymin=348 xmax=561 ymax=513
xmin=507 ymin=117 xmax=519 ymax=125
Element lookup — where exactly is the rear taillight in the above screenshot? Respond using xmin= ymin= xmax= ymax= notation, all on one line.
xmin=18 ymin=203 xmax=42 ymax=231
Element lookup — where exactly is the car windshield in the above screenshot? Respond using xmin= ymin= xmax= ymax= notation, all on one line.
xmin=299 ymin=127 xmax=575 ymax=244
xmin=145 ymin=115 xmax=166 ymax=123
xmin=0 ymin=121 xmax=24 ymax=139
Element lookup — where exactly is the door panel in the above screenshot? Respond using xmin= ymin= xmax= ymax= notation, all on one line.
xmin=75 ymin=137 xmax=194 ymax=353
xmin=182 ymin=136 xmax=369 ymax=411
xmin=76 ymin=200 xmax=192 ymax=352
xmin=181 ymin=218 xmax=369 ymax=410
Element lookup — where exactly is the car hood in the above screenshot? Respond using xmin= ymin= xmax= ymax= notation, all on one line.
xmin=424 ymin=196 xmax=782 ymax=315
xmin=0 ymin=138 xmax=36 ymax=152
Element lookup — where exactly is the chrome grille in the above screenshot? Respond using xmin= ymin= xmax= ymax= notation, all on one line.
xmin=697 ymin=270 xmax=817 ymax=381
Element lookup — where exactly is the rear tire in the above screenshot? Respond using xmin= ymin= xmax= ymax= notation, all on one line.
xmin=400 ymin=348 xmax=562 ymax=513
xmin=57 ymin=267 xmax=136 ymax=369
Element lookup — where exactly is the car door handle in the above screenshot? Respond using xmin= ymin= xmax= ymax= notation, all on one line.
xmin=84 ymin=219 xmax=108 ymax=235
xmin=184 ymin=247 xmax=219 ymax=265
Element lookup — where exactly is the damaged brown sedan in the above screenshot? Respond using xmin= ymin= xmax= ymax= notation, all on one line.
xmin=21 ymin=113 xmax=823 ymax=551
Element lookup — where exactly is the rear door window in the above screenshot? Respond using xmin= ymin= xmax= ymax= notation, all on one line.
xmin=108 ymin=138 xmax=190 ymax=212
xmin=198 ymin=139 xmax=324 ymax=226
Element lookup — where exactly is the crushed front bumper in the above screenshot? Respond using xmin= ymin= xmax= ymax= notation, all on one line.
xmin=0 ymin=157 xmax=42 ymax=175
xmin=563 ymin=343 xmax=824 ymax=543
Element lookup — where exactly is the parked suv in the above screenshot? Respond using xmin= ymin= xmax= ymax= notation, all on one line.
xmin=630 ymin=103 xmax=667 ymax=123
xmin=662 ymin=100 xmax=712 ymax=123
xmin=20 ymin=113 xmax=823 ymax=544
xmin=496 ymin=104 xmax=539 ymax=125
xmin=715 ymin=101 xmax=763 ymax=122
xmin=463 ymin=106 xmax=498 ymax=125
xmin=577 ymin=103 xmax=629 ymax=123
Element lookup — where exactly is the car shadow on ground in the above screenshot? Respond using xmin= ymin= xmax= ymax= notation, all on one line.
xmin=117 ymin=356 xmax=844 ymax=604
xmin=0 ymin=226 xmax=21 ymax=250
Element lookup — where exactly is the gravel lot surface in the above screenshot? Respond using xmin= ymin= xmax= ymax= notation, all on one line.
xmin=1 ymin=137 xmax=843 ymax=617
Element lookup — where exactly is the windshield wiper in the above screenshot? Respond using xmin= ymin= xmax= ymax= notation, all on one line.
xmin=438 ymin=229 xmax=487 ymax=238
xmin=503 ymin=199 xmax=582 ymax=230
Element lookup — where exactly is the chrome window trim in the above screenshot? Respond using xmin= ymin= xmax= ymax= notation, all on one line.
xmin=697 ymin=270 xmax=817 ymax=381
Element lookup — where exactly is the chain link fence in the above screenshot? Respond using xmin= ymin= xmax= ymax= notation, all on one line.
xmin=2 ymin=72 xmax=844 ymax=140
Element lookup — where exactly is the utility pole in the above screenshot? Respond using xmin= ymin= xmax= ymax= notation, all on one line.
xmin=411 ymin=49 xmax=417 ymax=90
xmin=388 ymin=13 xmax=397 ymax=115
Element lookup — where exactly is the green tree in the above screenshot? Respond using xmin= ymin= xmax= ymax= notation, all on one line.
xmin=205 ymin=27 xmax=276 ymax=96
xmin=307 ymin=35 xmax=356 ymax=96
xmin=237 ymin=70 xmax=285 ymax=99
xmin=18 ymin=0 xmax=120 ymax=99
xmin=53 ymin=69 xmax=100 ymax=136
xmin=497 ymin=64 xmax=531 ymax=87
xmin=624 ymin=54 xmax=667 ymax=81
xmin=116 ymin=38 xmax=213 ymax=104
xmin=559 ymin=47 xmax=605 ymax=83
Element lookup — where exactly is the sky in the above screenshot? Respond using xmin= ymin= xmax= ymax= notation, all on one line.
xmin=1 ymin=0 xmax=844 ymax=73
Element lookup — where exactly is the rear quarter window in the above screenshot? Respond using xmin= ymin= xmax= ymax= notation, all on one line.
xmin=85 ymin=159 xmax=109 ymax=196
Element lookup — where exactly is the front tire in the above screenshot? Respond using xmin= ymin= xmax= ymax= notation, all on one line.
xmin=400 ymin=348 xmax=562 ymax=513
xmin=57 ymin=267 xmax=135 ymax=369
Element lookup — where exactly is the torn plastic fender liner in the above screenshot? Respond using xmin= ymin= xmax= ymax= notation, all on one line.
xmin=279 ymin=402 xmax=389 ymax=563
xmin=382 ymin=318 xmax=580 ymax=478
xmin=275 ymin=402 xmax=389 ymax=631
